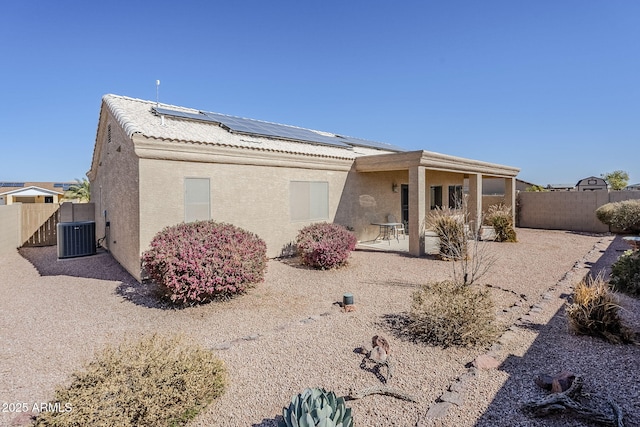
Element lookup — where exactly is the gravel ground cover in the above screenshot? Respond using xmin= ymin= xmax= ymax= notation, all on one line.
xmin=1 ymin=228 xmax=638 ymax=426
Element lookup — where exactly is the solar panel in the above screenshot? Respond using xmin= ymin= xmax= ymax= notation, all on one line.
xmin=152 ymin=107 xmax=404 ymax=152
xmin=0 ymin=182 xmax=25 ymax=187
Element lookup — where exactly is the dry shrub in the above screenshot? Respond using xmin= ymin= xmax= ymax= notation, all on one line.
xmin=610 ymin=249 xmax=640 ymax=296
xmin=409 ymin=280 xmax=499 ymax=348
xmin=34 ymin=334 xmax=227 ymax=427
xmin=566 ymin=275 xmax=636 ymax=344
xmin=485 ymin=204 xmax=517 ymax=242
xmin=426 ymin=208 xmax=466 ymax=260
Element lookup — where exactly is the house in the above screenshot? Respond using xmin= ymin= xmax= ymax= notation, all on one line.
xmin=625 ymin=183 xmax=640 ymax=191
xmin=88 ymin=94 xmax=520 ymax=281
xmin=0 ymin=182 xmax=70 ymax=205
xmin=576 ymin=176 xmax=608 ymax=191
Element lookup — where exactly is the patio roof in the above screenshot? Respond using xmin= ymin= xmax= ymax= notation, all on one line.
xmin=355 ymin=150 xmax=520 ymax=177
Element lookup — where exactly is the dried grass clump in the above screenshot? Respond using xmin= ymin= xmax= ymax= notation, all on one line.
xmin=409 ymin=280 xmax=499 ymax=348
xmin=426 ymin=208 xmax=466 ymax=260
xmin=566 ymin=275 xmax=636 ymax=344
xmin=485 ymin=204 xmax=517 ymax=242
xmin=34 ymin=334 xmax=227 ymax=427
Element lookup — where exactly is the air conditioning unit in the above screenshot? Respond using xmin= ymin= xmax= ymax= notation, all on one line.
xmin=57 ymin=221 xmax=96 ymax=259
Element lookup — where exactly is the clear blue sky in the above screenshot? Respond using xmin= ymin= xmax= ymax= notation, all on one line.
xmin=1 ymin=1 xmax=638 ymax=186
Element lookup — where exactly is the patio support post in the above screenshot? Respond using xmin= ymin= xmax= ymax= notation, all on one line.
xmin=467 ymin=173 xmax=483 ymax=232
xmin=409 ymin=165 xmax=426 ymax=256
xmin=505 ymin=177 xmax=516 ymax=225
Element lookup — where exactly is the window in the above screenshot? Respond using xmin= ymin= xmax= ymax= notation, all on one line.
xmin=430 ymin=186 xmax=442 ymax=210
xmin=184 ymin=178 xmax=210 ymax=222
xmin=448 ymin=185 xmax=463 ymax=209
xmin=44 ymin=196 xmax=53 ymax=204
xmin=290 ymin=181 xmax=329 ymax=221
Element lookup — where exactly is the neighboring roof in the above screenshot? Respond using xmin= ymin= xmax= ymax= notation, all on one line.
xmin=576 ymin=176 xmax=607 ymax=186
xmin=0 ymin=182 xmax=72 ymax=194
xmin=0 ymin=185 xmax=63 ymax=197
xmin=100 ymin=94 xmax=403 ymax=161
xmin=547 ymin=183 xmax=575 ymax=189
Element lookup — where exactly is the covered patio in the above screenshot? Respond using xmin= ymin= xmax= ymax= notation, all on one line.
xmin=354 ymin=150 xmax=520 ymax=257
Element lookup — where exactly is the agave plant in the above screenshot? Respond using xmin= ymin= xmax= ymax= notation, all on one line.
xmin=279 ymin=387 xmax=353 ymax=427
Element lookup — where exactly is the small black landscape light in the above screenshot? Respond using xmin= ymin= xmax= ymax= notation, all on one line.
xmin=343 ymin=293 xmax=354 ymax=306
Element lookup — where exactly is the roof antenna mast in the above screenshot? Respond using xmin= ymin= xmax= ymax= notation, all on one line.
xmin=156 ymin=80 xmax=160 ymax=107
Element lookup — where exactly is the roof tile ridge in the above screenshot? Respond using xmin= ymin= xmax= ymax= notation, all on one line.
xmin=102 ymin=94 xmax=144 ymax=138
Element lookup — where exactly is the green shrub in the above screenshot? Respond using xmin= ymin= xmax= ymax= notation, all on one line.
xmin=485 ymin=204 xmax=517 ymax=242
xmin=426 ymin=208 xmax=466 ymax=260
xmin=409 ymin=280 xmax=498 ymax=347
xmin=142 ymin=220 xmax=267 ymax=304
xmin=34 ymin=335 xmax=227 ymax=427
xmin=610 ymin=250 xmax=640 ymax=296
xmin=595 ymin=200 xmax=640 ymax=232
xmin=279 ymin=387 xmax=353 ymax=427
xmin=296 ymin=223 xmax=357 ymax=269
xmin=566 ymin=275 xmax=635 ymax=344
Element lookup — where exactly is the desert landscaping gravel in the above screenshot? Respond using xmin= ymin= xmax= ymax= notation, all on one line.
xmin=1 ymin=228 xmax=639 ymax=427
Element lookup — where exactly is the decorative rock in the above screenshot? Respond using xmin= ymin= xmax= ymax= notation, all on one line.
xmin=424 ymin=401 xmax=452 ymax=419
xmin=244 ymin=334 xmax=260 ymax=341
xmin=449 ymin=379 xmax=468 ymax=393
xmin=440 ymin=391 xmax=464 ymax=406
xmin=535 ymin=370 xmax=576 ymax=393
xmin=212 ymin=342 xmax=232 ymax=350
xmin=473 ymin=354 xmax=500 ymax=370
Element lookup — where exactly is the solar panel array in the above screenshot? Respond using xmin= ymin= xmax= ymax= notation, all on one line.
xmin=152 ymin=107 xmax=404 ymax=152
xmin=0 ymin=182 xmax=25 ymax=187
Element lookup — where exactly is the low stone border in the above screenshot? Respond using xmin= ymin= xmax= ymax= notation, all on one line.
xmin=418 ymin=237 xmax=610 ymax=424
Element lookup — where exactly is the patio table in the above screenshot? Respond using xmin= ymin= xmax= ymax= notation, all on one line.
xmin=371 ymin=222 xmax=403 ymax=243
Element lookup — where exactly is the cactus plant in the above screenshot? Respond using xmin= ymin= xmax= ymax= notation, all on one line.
xmin=279 ymin=387 xmax=353 ymax=427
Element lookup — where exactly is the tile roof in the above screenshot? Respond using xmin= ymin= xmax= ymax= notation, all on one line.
xmin=102 ymin=94 xmax=403 ymax=160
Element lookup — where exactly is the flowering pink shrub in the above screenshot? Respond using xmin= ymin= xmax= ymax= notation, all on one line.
xmin=142 ymin=221 xmax=267 ymax=304
xmin=296 ymin=223 xmax=357 ymax=269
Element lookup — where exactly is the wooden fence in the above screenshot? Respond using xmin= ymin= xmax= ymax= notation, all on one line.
xmin=21 ymin=204 xmax=60 ymax=247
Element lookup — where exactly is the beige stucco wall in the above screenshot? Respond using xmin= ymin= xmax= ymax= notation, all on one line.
xmin=138 ymin=156 xmax=352 ymax=263
xmin=89 ymin=113 xmax=141 ymax=279
xmin=0 ymin=204 xmax=21 ymax=254
xmin=336 ymin=169 xmax=409 ymax=241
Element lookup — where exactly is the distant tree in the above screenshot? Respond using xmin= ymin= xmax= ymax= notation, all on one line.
xmin=525 ymin=185 xmax=546 ymax=192
xmin=64 ymin=178 xmax=90 ymax=202
xmin=601 ymin=170 xmax=629 ymax=191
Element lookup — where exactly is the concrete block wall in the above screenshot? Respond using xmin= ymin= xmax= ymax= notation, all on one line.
xmin=59 ymin=202 xmax=95 ymax=222
xmin=518 ymin=191 xmax=640 ymax=233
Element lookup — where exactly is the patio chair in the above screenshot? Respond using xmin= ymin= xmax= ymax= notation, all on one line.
xmin=387 ymin=214 xmax=406 ymax=241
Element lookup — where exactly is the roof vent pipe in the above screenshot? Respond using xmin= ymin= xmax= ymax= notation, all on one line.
xmin=156 ymin=79 xmax=160 ymax=107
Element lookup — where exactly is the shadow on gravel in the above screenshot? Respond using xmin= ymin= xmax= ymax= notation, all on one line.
xmin=251 ymin=416 xmax=281 ymax=427
xmin=19 ymin=245 xmax=135 ymax=282
xmin=18 ymin=245 xmax=176 ymax=310
xmin=474 ymin=235 xmax=640 ymax=427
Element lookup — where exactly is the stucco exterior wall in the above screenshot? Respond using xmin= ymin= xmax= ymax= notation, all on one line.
xmin=90 ymin=113 xmax=141 ymax=279
xmin=0 ymin=204 xmax=21 ymax=254
xmin=138 ymin=157 xmax=352 ymax=262
xmin=518 ymin=191 xmax=612 ymax=232
xmin=336 ymin=169 xmax=409 ymax=241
